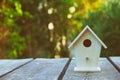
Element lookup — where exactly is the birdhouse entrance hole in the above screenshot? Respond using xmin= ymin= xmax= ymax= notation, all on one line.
xmin=83 ymin=39 xmax=91 ymax=47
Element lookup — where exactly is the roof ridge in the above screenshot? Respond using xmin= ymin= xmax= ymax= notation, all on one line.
xmin=68 ymin=25 xmax=107 ymax=49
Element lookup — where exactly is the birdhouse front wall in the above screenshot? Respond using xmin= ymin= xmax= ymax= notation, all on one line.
xmin=71 ymin=30 xmax=102 ymax=70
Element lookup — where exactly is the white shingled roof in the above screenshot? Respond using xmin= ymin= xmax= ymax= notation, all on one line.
xmin=68 ymin=25 xmax=107 ymax=49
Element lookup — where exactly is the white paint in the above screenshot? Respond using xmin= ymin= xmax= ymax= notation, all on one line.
xmin=69 ymin=25 xmax=107 ymax=72
xmin=68 ymin=25 xmax=107 ymax=49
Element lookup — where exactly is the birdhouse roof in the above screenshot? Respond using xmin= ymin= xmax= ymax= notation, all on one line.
xmin=68 ymin=25 xmax=107 ymax=49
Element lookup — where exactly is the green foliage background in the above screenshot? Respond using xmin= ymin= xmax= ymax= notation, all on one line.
xmin=0 ymin=0 xmax=120 ymax=58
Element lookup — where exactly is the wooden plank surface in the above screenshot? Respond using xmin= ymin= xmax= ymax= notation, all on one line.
xmin=63 ymin=58 xmax=120 ymax=80
xmin=0 ymin=59 xmax=33 ymax=77
xmin=0 ymin=58 xmax=69 ymax=80
xmin=109 ymin=57 xmax=120 ymax=72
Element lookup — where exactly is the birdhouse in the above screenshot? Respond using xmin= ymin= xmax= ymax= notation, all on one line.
xmin=68 ymin=25 xmax=107 ymax=72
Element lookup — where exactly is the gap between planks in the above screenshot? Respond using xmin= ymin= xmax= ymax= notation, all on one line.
xmin=0 ymin=59 xmax=34 ymax=78
xmin=107 ymin=57 xmax=120 ymax=73
xmin=58 ymin=58 xmax=71 ymax=80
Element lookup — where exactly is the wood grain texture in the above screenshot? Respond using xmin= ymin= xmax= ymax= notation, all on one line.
xmin=0 ymin=59 xmax=33 ymax=77
xmin=109 ymin=57 xmax=120 ymax=72
xmin=0 ymin=58 xmax=69 ymax=80
xmin=63 ymin=58 xmax=120 ymax=80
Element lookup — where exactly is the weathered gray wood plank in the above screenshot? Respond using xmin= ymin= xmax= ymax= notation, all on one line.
xmin=109 ymin=57 xmax=120 ymax=72
xmin=63 ymin=58 xmax=120 ymax=80
xmin=0 ymin=58 xmax=69 ymax=80
xmin=0 ymin=59 xmax=33 ymax=77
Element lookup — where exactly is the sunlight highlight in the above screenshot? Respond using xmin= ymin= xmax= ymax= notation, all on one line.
xmin=48 ymin=22 xmax=54 ymax=30
xmin=48 ymin=8 xmax=53 ymax=14
xmin=67 ymin=14 xmax=72 ymax=19
xmin=69 ymin=6 xmax=76 ymax=13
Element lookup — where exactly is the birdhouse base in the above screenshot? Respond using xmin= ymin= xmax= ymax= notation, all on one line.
xmin=74 ymin=67 xmax=101 ymax=72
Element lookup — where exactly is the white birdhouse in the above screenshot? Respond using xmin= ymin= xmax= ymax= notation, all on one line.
xmin=68 ymin=25 xmax=107 ymax=72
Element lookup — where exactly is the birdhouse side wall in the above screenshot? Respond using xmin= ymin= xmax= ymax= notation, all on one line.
xmin=71 ymin=30 xmax=102 ymax=69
